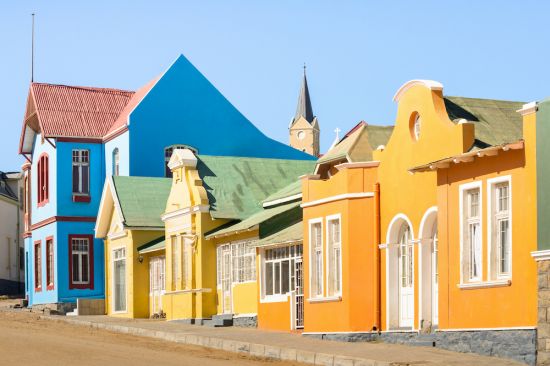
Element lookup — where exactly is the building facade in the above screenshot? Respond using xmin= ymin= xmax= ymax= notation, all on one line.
xmin=20 ymin=54 xmax=313 ymax=311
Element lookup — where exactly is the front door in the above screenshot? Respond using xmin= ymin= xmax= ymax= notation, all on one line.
xmin=221 ymin=246 xmax=232 ymax=314
xmin=294 ymin=258 xmax=304 ymax=329
xmin=149 ymin=256 xmax=165 ymax=316
xmin=431 ymin=226 xmax=439 ymax=326
xmin=398 ymin=225 xmax=413 ymax=328
xmin=113 ymin=248 xmax=126 ymax=312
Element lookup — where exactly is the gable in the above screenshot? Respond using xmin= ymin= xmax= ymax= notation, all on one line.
xmin=127 ymin=55 xmax=314 ymax=177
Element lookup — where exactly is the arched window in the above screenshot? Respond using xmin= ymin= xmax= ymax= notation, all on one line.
xmin=164 ymin=145 xmax=197 ymax=177
xmin=112 ymin=148 xmax=120 ymax=176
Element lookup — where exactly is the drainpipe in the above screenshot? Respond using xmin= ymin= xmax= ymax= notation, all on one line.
xmin=373 ymin=182 xmax=381 ymax=331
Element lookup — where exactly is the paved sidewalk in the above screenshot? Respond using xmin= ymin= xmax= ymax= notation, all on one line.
xmin=41 ymin=315 xmax=522 ymax=366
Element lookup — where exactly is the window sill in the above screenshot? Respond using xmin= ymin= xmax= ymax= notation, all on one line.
xmin=73 ymin=195 xmax=91 ymax=203
xmin=260 ymin=295 xmax=289 ymax=304
xmin=69 ymin=283 xmax=93 ymax=290
xmin=34 ymin=287 xmax=42 ymax=293
xmin=307 ymin=295 xmax=342 ymax=303
xmin=457 ymin=279 xmax=511 ymax=290
xmin=37 ymin=200 xmax=49 ymax=208
xmin=46 ymin=284 xmax=54 ymax=291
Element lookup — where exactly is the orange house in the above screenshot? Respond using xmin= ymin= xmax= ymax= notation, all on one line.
xmin=300 ymin=80 xmax=538 ymax=364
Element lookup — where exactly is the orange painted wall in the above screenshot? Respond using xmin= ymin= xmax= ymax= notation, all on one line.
xmin=437 ymin=148 xmax=537 ymax=329
xmin=257 ymin=297 xmax=292 ymax=331
xmin=302 ymin=166 xmax=379 ymax=332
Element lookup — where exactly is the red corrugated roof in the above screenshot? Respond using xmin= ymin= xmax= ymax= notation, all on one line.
xmin=30 ymin=83 xmax=135 ymax=138
xmin=104 ymin=76 xmax=160 ymax=138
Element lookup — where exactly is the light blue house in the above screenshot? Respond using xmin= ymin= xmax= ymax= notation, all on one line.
xmin=19 ymin=54 xmax=313 ymax=311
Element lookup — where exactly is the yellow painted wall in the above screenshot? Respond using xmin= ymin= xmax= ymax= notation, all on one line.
xmin=375 ymin=82 xmax=474 ymax=331
xmin=232 ymin=281 xmax=258 ymax=314
xmin=302 ymin=165 xmax=379 ymax=332
xmin=103 ymin=209 xmax=164 ymax=318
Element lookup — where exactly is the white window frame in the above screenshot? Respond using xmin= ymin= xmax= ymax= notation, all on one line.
xmin=72 ymin=149 xmax=90 ymax=196
xmin=71 ymin=237 xmax=91 ymax=285
xmin=111 ymin=246 xmax=127 ymax=313
xmin=308 ymin=217 xmax=324 ymax=299
xmin=459 ymin=181 xmax=483 ymax=284
xmin=260 ymin=244 xmax=302 ymax=303
xmin=487 ymin=175 xmax=512 ymax=280
xmin=325 ymin=214 xmax=342 ymax=297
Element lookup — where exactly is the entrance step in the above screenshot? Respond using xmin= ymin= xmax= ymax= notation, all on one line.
xmin=205 ymin=314 xmax=233 ymax=327
xmin=411 ymin=334 xmax=436 ymax=347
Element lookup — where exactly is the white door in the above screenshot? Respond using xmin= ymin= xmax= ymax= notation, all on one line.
xmin=431 ymin=227 xmax=439 ymax=326
xmin=398 ymin=225 xmax=414 ymax=328
xmin=149 ymin=256 xmax=165 ymax=316
xmin=221 ymin=246 xmax=232 ymax=314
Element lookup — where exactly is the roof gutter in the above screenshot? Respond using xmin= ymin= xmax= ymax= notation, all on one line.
xmin=262 ymin=193 xmax=302 ymax=208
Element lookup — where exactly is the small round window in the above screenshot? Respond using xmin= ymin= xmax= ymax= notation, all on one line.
xmin=412 ymin=113 xmax=421 ymax=141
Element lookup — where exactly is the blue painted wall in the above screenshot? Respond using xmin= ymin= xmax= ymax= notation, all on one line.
xmin=129 ymin=55 xmax=314 ymax=177
xmin=56 ymin=141 xmax=104 ymax=217
xmin=27 ymin=223 xmax=58 ymax=305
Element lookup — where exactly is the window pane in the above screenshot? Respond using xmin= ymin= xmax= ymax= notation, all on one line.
xmin=81 ymin=254 xmax=89 ymax=283
xmin=274 ymin=262 xmax=281 ymax=295
xmin=72 ymin=165 xmax=79 ymax=193
xmin=500 ymin=219 xmax=510 ymax=274
xmin=281 ymin=260 xmax=290 ymax=294
xmin=82 ymin=165 xmax=89 ymax=194
xmin=265 ymin=262 xmax=273 ymax=296
xmin=72 ymin=254 xmax=79 ymax=282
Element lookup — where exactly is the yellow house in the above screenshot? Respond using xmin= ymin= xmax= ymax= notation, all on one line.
xmin=161 ymin=149 xmax=314 ymax=324
xmin=95 ymin=176 xmax=171 ymax=318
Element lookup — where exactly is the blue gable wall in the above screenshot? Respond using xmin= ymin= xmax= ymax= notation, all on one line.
xmin=129 ymin=55 xmax=314 ymax=177
xmin=105 ymin=132 xmax=130 ymax=177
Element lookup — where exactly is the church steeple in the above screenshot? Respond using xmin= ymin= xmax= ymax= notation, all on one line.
xmin=289 ymin=64 xmax=320 ymax=157
xmin=294 ymin=65 xmax=314 ymax=124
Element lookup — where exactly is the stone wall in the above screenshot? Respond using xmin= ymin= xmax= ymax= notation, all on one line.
xmin=304 ymin=329 xmax=536 ymax=365
xmin=76 ymin=298 xmax=105 ymax=315
xmin=539 ymin=260 xmax=550 ymax=365
xmin=233 ymin=315 xmax=257 ymax=328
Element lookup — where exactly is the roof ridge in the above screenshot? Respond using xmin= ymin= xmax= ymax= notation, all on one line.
xmin=32 ymin=82 xmax=135 ymax=95
xmin=445 ymin=95 xmax=524 ymax=104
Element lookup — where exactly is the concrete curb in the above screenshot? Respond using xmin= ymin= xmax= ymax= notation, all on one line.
xmin=39 ymin=316 xmax=393 ymax=366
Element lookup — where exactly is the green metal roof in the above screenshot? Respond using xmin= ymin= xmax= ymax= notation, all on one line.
xmin=112 ymin=176 xmax=172 ymax=228
xmin=137 ymin=236 xmax=165 ymax=254
xmin=262 ymin=180 xmax=302 ymax=204
xmin=254 ymin=221 xmax=303 ymax=248
xmin=197 ymin=155 xmax=314 ymax=220
xmin=318 ymin=122 xmax=393 ymax=164
xmin=205 ymin=201 xmax=301 ymax=239
xmin=444 ymin=96 xmax=524 ymax=149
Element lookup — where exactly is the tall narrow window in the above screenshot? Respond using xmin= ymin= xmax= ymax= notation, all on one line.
xmin=327 ymin=217 xmax=342 ymax=296
xmin=181 ymin=236 xmax=189 ymax=290
xmin=34 ymin=241 xmax=41 ymax=291
xmin=112 ymin=148 xmax=120 ymax=176
xmin=69 ymin=235 xmax=93 ymax=289
xmin=37 ymin=154 xmax=49 ymax=205
xmin=310 ymin=221 xmax=323 ymax=298
xmin=113 ymin=247 xmax=126 ymax=312
xmin=171 ymin=236 xmax=179 ymax=291
xmin=464 ymin=187 xmax=482 ymax=281
xmin=72 ymin=150 xmax=90 ymax=196
xmin=491 ymin=180 xmax=511 ymax=278
xmin=46 ymin=238 xmax=54 ymax=290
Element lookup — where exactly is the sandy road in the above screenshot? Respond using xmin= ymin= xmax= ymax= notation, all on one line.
xmin=0 ymin=309 xmax=302 ymax=366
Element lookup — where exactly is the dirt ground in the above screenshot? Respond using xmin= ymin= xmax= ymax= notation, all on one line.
xmin=0 ymin=308 xmax=302 ymax=366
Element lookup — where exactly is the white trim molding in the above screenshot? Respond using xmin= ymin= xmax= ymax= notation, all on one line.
xmin=301 ymin=192 xmax=374 ymax=208
xmin=517 ymin=101 xmax=538 ymax=116
xmin=531 ymin=249 xmax=550 ymax=262
xmin=457 ymin=279 xmax=511 ymax=290
xmin=335 ymin=161 xmax=380 ymax=170
xmin=161 ymin=204 xmax=209 ymax=221
xmin=307 ymin=296 xmax=342 ymax=303
xmin=263 ymin=193 xmax=302 ymax=208
xmin=393 ymin=80 xmax=443 ymax=102
xmin=107 ymin=230 xmax=128 ymax=241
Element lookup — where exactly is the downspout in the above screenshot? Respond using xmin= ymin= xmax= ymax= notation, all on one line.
xmin=373 ymin=182 xmax=381 ymax=331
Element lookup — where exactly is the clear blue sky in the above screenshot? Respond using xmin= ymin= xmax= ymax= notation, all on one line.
xmin=1 ymin=1 xmax=549 ymax=171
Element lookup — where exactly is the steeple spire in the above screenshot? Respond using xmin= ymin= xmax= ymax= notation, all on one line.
xmin=294 ymin=64 xmax=314 ymax=124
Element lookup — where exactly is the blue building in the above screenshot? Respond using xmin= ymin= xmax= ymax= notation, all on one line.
xmin=19 ymin=54 xmax=313 ymax=311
